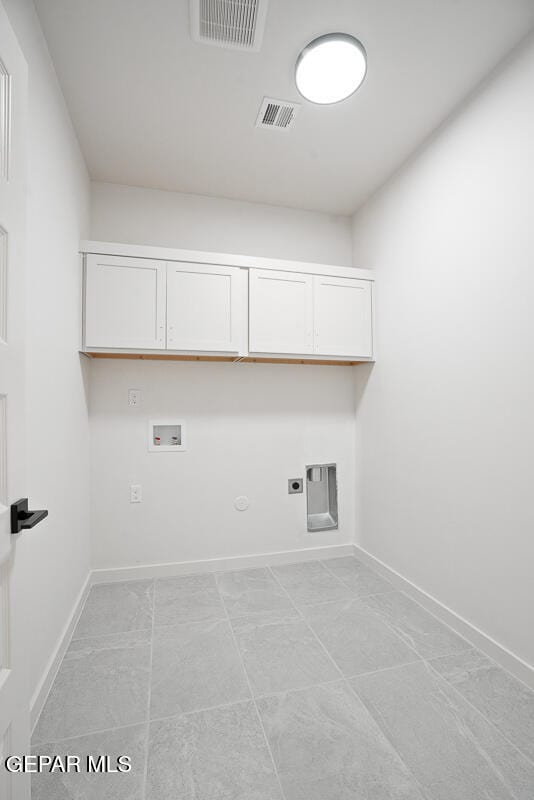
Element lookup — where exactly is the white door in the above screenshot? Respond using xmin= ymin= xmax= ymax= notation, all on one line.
xmin=84 ymin=255 xmax=166 ymax=349
xmin=249 ymin=269 xmax=313 ymax=354
xmin=0 ymin=4 xmax=31 ymax=798
xmin=166 ymin=262 xmax=244 ymax=352
xmin=314 ymin=276 xmax=373 ymax=358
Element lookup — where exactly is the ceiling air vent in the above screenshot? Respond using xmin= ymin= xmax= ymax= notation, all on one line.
xmin=190 ymin=0 xmax=269 ymax=52
xmin=256 ymin=98 xmax=300 ymax=131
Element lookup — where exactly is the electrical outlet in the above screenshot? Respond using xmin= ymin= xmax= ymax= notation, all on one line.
xmin=128 ymin=389 xmax=141 ymax=407
xmin=130 ymin=484 xmax=142 ymax=503
xmin=288 ymin=478 xmax=303 ymax=494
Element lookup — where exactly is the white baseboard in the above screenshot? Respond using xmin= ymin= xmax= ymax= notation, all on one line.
xmin=91 ymin=543 xmax=354 ymax=584
xmin=30 ymin=572 xmax=92 ymax=732
xmin=352 ymin=544 xmax=534 ymax=691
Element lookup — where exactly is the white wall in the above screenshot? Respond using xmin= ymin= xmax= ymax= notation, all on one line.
xmin=90 ymin=181 xmax=353 ymax=266
xmin=90 ymin=360 xmax=356 ymax=569
xmin=89 ymin=182 xmax=356 ymax=571
xmin=352 ymin=35 xmax=534 ymax=667
xmin=4 ymin=0 xmax=91 ymax=704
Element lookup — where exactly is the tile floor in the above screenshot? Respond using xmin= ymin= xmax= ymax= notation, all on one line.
xmin=31 ymin=556 xmax=534 ymax=799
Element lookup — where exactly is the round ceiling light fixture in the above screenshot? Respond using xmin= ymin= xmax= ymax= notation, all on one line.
xmin=295 ymin=33 xmax=367 ymax=105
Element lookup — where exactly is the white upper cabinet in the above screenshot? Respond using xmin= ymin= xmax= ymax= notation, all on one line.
xmin=248 ymin=269 xmax=373 ymax=359
xmin=166 ymin=263 xmax=244 ymax=352
xmin=84 ymin=254 xmax=165 ymax=349
xmin=82 ymin=243 xmax=375 ymax=362
xmin=249 ymin=269 xmax=314 ymax=354
xmin=314 ymin=276 xmax=373 ymax=358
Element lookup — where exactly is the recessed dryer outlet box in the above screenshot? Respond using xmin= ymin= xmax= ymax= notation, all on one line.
xmin=148 ymin=419 xmax=186 ymax=452
xmin=306 ymin=463 xmax=338 ymax=532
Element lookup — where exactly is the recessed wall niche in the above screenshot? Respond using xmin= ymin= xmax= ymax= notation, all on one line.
xmin=148 ymin=419 xmax=186 ymax=452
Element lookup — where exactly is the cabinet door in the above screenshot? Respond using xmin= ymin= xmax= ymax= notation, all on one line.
xmin=166 ymin=262 xmax=243 ymax=352
xmin=85 ymin=255 xmax=165 ymax=349
xmin=314 ymin=276 xmax=373 ymax=358
xmin=249 ymin=269 xmax=313 ymax=354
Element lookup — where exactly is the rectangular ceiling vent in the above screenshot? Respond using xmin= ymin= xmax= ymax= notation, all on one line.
xmin=256 ymin=97 xmax=300 ymax=131
xmin=190 ymin=0 xmax=269 ymax=52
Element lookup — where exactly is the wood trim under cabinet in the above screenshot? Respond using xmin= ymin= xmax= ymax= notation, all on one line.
xmin=239 ymin=357 xmax=362 ymax=366
xmin=83 ymin=352 xmax=363 ymax=366
xmin=85 ymin=352 xmax=236 ymax=362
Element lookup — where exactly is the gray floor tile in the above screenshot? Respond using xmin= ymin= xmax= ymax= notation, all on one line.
xmin=34 ymin=559 xmax=533 ymax=800
xmin=302 ymin=597 xmax=419 ymax=677
xmin=68 ymin=629 xmax=151 ymax=655
xmin=216 ymin=568 xmax=294 ymax=618
xmin=433 ymin=674 xmax=534 ymax=800
xmin=231 ymin=613 xmax=340 ymax=695
xmin=33 ymin=632 xmax=151 ymax=744
xmin=146 ymin=701 xmax=283 ymax=800
xmin=271 ymin=561 xmax=353 ymax=606
xmin=73 ymin=581 xmax=153 ymax=638
xmin=257 ymin=681 xmax=424 ymax=800
xmin=352 ymin=660 xmax=534 ymax=800
xmin=361 ymin=591 xmax=469 ymax=659
xmin=150 ymin=619 xmax=249 ymax=717
xmin=154 ymin=573 xmax=225 ymax=626
xmin=32 ymin=724 xmax=147 ymax=800
xmin=430 ymin=649 xmax=534 ymax=762
xmin=322 ymin=556 xmax=393 ymax=597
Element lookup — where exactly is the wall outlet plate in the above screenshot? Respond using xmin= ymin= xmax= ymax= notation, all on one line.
xmin=288 ymin=478 xmax=303 ymax=494
xmin=130 ymin=484 xmax=142 ymax=503
xmin=128 ymin=389 xmax=141 ymax=407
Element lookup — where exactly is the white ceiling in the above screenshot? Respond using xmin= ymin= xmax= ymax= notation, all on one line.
xmin=35 ymin=0 xmax=534 ymax=214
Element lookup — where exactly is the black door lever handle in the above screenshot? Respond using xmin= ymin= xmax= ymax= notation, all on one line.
xmin=11 ymin=498 xmax=49 ymax=534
